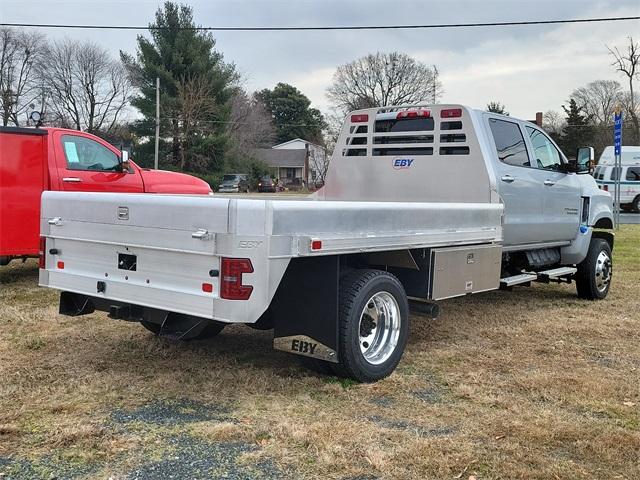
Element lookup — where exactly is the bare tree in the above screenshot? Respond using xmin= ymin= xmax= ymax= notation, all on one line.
xmin=226 ymin=89 xmax=275 ymax=160
xmin=327 ymin=52 xmax=441 ymax=113
xmin=175 ymin=74 xmax=219 ymax=170
xmin=542 ymin=110 xmax=565 ymax=136
xmin=42 ymin=39 xmax=131 ymax=133
xmin=572 ymin=80 xmax=624 ymax=124
xmin=0 ymin=28 xmax=45 ymax=126
xmin=608 ymin=36 xmax=640 ymax=141
xmin=486 ymin=101 xmax=509 ymax=115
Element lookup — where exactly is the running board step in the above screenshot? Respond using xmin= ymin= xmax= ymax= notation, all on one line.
xmin=536 ymin=266 xmax=577 ymax=279
xmin=501 ymin=267 xmax=577 ymax=288
xmin=500 ymin=273 xmax=537 ymax=287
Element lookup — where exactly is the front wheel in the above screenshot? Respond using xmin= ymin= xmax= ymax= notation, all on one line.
xmin=332 ymin=269 xmax=409 ymax=383
xmin=632 ymin=196 xmax=640 ymax=213
xmin=576 ymin=238 xmax=612 ymax=300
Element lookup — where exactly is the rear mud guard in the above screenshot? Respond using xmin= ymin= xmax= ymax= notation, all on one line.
xmin=59 ymin=291 xmax=95 ymax=316
xmin=272 ymin=256 xmax=340 ymax=363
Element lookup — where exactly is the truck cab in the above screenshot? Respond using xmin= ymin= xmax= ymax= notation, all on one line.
xmin=0 ymin=126 xmax=212 ymax=265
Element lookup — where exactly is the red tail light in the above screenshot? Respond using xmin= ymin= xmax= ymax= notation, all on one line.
xmin=440 ymin=108 xmax=462 ymax=118
xmin=38 ymin=237 xmax=46 ymax=269
xmin=397 ymin=109 xmax=430 ymax=119
xmin=220 ymin=258 xmax=254 ymax=300
xmin=351 ymin=114 xmax=369 ymax=123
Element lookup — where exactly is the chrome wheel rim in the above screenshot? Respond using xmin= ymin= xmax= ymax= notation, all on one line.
xmin=595 ymin=250 xmax=612 ymax=293
xmin=358 ymin=291 xmax=401 ymax=365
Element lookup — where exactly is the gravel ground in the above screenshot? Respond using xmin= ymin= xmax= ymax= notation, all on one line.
xmin=125 ymin=435 xmax=280 ymax=480
xmin=111 ymin=399 xmax=230 ymax=426
xmin=0 ymin=399 xmax=282 ymax=480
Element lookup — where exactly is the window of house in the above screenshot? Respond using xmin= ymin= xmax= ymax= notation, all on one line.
xmin=488 ymin=119 xmax=530 ymax=167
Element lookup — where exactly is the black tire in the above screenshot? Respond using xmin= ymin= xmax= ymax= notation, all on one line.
xmin=332 ymin=269 xmax=409 ymax=383
xmin=576 ymin=238 xmax=612 ymax=300
xmin=633 ymin=196 xmax=640 ymax=213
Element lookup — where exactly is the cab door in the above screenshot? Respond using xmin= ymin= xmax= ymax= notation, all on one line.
xmin=524 ymin=126 xmax=581 ymax=242
xmin=487 ymin=116 xmax=544 ymax=246
xmin=53 ymin=132 xmax=144 ymax=192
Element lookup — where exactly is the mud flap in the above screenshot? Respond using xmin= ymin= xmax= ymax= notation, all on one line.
xmin=271 ymin=256 xmax=340 ymax=363
xmin=59 ymin=291 xmax=95 ymax=316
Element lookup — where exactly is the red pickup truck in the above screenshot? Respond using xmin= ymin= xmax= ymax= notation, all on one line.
xmin=0 ymin=126 xmax=212 ymax=265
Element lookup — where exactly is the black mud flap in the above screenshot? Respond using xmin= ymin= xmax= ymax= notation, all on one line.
xmin=271 ymin=256 xmax=340 ymax=363
xmin=59 ymin=291 xmax=95 ymax=316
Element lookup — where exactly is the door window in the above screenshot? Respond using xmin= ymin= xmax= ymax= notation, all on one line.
xmin=610 ymin=167 xmax=622 ymax=181
xmin=62 ymin=135 xmax=120 ymax=171
xmin=488 ymin=119 xmax=530 ymax=167
xmin=525 ymin=127 xmax=563 ymax=171
xmin=626 ymin=167 xmax=640 ymax=181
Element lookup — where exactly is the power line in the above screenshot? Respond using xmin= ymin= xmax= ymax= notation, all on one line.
xmin=1 ymin=16 xmax=638 ymax=32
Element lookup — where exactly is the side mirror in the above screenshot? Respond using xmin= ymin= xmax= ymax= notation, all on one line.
xmin=575 ymin=146 xmax=594 ymax=174
xmin=120 ymin=150 xmax=131 ymax=172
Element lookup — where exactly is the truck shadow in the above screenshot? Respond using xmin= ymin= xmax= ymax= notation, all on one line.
xmin=0 ymin=260 xmax=39 ymax=284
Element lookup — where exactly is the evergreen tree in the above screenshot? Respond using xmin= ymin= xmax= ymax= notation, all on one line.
xmin=121 ymin=2 xmax=237 ymax=173
xmin=255 ymin=83 xmax=326 ymax=144
xmin=559 ymin=98 xmax=594 ymax=157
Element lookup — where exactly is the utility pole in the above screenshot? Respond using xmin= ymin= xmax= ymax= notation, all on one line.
xmin=154 ymin=77 xmax=160 ymax=170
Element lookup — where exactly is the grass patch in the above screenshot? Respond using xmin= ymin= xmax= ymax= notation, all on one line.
xmin=0 ymin=226 xmax=639 ymax=479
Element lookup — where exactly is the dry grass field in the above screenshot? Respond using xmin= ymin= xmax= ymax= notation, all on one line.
xmin=0 ymin=226 xmax=638 ymax=479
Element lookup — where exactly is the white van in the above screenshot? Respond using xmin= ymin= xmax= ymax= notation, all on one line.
xmin=594 ymin=146 xmax=640 ymax=212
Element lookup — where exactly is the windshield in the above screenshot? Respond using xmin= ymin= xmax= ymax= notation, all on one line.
xmin=222 ymin=175 xmax=239 ymax=182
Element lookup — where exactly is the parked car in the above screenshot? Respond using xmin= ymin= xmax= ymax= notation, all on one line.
xmin=218 ymin=174 xmax=250 ymax=193
xmin=0 ymin=126 xmax=212 ymax=266
xmin=39 ymin=104 xmax=613 ymax=382
xmin=257 ymin=175 xmax=276 ymax=193
xmin=593 ymin=146 xmax=640 ymax=212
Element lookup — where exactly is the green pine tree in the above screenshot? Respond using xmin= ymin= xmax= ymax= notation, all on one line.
xmin=255 ymin=83 xmax=326 ymax=145
xmin=121 ymin=2 xmax=237 ymax=173
xmin=559 ymin=99 xmax=594 ymax=157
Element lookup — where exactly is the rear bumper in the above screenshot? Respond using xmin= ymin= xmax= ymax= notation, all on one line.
xmin=41 ymin=269 xmax=216 ymax=320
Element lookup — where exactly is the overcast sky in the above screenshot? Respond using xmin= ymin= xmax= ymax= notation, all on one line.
xmin=1 ymin=0 xmax=638 ymax=119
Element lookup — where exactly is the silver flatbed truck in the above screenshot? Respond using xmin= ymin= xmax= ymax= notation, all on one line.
xmin=39 ymin=104 xmax=614 ymax=382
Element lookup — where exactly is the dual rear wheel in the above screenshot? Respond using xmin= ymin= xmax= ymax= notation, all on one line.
xmin=326 ymin=269 xmax=410 ymax=383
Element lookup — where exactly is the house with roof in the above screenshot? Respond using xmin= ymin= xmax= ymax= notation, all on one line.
xmin=252 ymin=138 xmax=327 ymax=188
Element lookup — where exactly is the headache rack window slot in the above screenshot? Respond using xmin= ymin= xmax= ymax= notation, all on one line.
xmin=375 ymin=117 xmax=434 ymax=133
xmin=440 ymin=121 xmax=463 ymax=130
xmin=347 ymin=136 xmax=368 ymax=145
xmin=440 ymin=146 xmax=470 ymax=155
xmin=373 ymin=135 xmax=433 ymax=144
xmin=440 ymin=133 xmax=466 ymax=143
xmin=344 ymin=148 xmax=367 ymax=156
xmin=373 ymin=147 xmax=433 ymax=156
